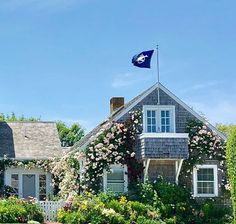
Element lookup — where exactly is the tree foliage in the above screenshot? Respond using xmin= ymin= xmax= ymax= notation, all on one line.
xmin=217 ymin=123 xmax=236 ymax=136
xmin=226 ymin=127 xmax=236 ymax=223
xmin=0 ymin=112 xmax=40 ymax=122
xmin=56 ymin=121 xmax=84 ymax=147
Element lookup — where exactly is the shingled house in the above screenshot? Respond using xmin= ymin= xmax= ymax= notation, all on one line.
xmin=0 ymin=122 xmax=63 ymax=200
xmin=75 ymin=83 xmax=226 ymax=198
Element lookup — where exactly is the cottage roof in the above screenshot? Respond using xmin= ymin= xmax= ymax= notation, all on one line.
xmin=0 ymin=121 xmax=63 ymax=159
xmin=73 ymin=82 xmax=226 ymax=151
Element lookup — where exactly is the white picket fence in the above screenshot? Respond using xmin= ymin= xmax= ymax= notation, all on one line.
xmin=39 ymin=200 xmax=65 ymax=221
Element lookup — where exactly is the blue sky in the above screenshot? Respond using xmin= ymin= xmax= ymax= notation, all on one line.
xmin=0 ymin=0 xmax=235 ymax=133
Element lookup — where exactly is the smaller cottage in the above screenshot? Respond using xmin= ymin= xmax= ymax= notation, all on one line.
xmin=0 ymin=121 xmax=63 ymax=200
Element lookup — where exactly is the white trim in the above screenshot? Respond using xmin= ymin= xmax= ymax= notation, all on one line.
xmin=4 ymin=167 xmax=52 ymax=200
xmin=175 ymin=159 xmax=184 ymax=184
xmin=144 ymin=159 xmax=151 ymax=182
xmin=193 ymin=164 xmax=218 ymax=197
xmin=139 ymin=132 xmax=188 ymax=139
xmin=159 ymin=84 xmax=226 ymax=140
xmin=143 ymin=105 xmax=176 ymax=133
xmin=113 ymin=83 xmax=226 ymax=141
xmin=78 ymin=82 xmax=226 ymax=149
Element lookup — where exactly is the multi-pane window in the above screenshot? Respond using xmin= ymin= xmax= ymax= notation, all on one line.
xmin=105 ymin=165 xmax=127 ymax=193
xmin=193 ymin=165 xmax=218 ymax=197
xmin=144 ymin=106 xmax=174 ymax=133
xmin=161 ymin=110 xmax=170 ymax=133
xmin=197 ymin=168 xmax=214 ymax=194
xmin=11 ymin=174 xmax=19 ymax=196
xmin=147 ymin=110 xmax=156 ymax=132
xmin=39 ymin=174 xmax=47 ymax=200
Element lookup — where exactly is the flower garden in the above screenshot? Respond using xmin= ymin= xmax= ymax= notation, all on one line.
xmin=0 ymin=110 xmax=234 ymax=223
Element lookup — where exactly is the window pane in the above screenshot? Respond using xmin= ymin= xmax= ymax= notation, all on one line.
xmin=166 ymin=126 xmax=170 ymax=132
xmin=152 ymin=111 xmax=156 ymax=117
xmin=147 ymin=110 xmax=151 ymax=117
xmin=107 ymin=166 xmax=125 ymax=193
xmin=161 ymin=111 xmax=165 ymax=117
xmin=166 ymin=111 xmax=170 ymax=117
xmin=197 ymin=169 xmax=214 ymax=181
xmin=11 ymin=174 xmax=19 ymax=195
xmin=152 ymin=118 xmax=156 ymax=124
xmin=197 ymin=182 xmax=214 ymax=194
xmin=161 ymin=126 xmax=165 ymax=132
xmin=147 ymin=126 xmax=151 ymax=132
xmin=152 ymin=126 xmax=156 ymax=132
xmin=107 ymin=169 xmax=124 ymax=181
xmin=39 ymin=174 xmax=46 ymax=201
xmin=147 ymin=118 xmax=151 ymax=125
xmin=166 ymin=118 xmax=170 ymax=125
xmin=161 ymin=118 xmax=165 ymax=125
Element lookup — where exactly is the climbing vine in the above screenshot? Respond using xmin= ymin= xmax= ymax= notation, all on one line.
xmin=0 ymin=153 xmax=81 ymax=198
xmin=81 ymin=111 xmax=144 ymax=193
xmin=179 ymin=120 xmax=229 ymax=194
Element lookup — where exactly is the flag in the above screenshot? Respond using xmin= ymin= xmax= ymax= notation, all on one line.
xmin=132 ymin=50 xmax=154 ymax=68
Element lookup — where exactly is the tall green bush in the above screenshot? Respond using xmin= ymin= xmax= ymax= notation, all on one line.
xmin=0 ymin=197 xmax=44 ymax=223
xmin=226 ymin=127 xmax=236 ymax=223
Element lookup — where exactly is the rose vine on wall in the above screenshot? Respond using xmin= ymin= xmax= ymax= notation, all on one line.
xmin=81 ymin=111 xmax=143 ymax=193
xmin=179 ymin=119 xmax=229 ymax=195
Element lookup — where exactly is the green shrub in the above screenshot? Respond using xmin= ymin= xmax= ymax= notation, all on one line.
xmin=153 ymin=179 xmax=191 ymax=204
xmin=198 ymin=200 xmax=232 ymax=224
xmin=134 ymin=180 xmax=232 ymax=224
xmin=57 ymin=193 xmax=164 ymax=224
xmin=226 ymin=127 xmax=236 ymax=223
xmin=0 ymin=197 xmax=44 ymax=223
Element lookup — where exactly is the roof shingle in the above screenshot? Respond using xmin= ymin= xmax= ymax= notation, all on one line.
xmin=0 ymin=122 xmax=63 ymax=159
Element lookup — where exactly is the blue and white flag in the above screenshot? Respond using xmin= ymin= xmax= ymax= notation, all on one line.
xmin=132 ymin=50 xmax=154 ymax=68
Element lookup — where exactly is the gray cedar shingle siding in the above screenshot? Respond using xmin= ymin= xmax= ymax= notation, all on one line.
xmin=117 ymin=88 xmax=193 ymax=159
xmin=0 ymin=122 xmax=63 ymax=159
xmin=117 ymin=88 xmax=197 ymax=133
xmin=135 ymin=137 xmax=189 ymax=160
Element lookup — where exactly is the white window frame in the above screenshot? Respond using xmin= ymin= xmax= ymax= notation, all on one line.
xmin=4 ymin=168 xmax=52 ymax=200
xmin=103 ymin=164 xmax=128 ymax=193
xmin=193 ymin=164 xmax=218 ymax=197
xmin=143 ymin=105 xmax=176 ymax=133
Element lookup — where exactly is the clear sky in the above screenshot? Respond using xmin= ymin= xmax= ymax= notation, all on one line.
xmin=0 ymin=0 xmax=235 ymax=133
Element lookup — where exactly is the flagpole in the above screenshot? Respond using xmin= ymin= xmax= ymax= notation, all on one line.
xmin=157 ymin=45 xmax=160 ymax=105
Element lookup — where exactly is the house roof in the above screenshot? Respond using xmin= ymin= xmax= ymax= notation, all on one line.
xmin=73 ymin=82 xmax=226 ymax=151
xmin=0 ymin=121 xmax=63 ymax=159
xmin=72 ymin=84 xmax=158 ymax=151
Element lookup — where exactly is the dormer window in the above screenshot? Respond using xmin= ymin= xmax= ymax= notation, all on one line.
xmin=143 ymin=106 xmax=175 ymax=133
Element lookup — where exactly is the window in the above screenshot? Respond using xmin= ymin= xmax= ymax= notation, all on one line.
xmin=5 ymin=168 xmax=52 ymax=200
xmin=143 ymin=106 xmax=175 ymax=133
xmin=161 ymin=110 xmax=170 ymax=132
xmin=193 ymin=165 xmax=218 ymax=197
xmin=39 ymin=174 xmax=47 ymax=201
xmin=147 ymin=110 xmax=156 ymax=132
xmin=104 ymin=165 xmax=127 ymax=193
xmin=11 ymin=174 xmax=19 ymax=196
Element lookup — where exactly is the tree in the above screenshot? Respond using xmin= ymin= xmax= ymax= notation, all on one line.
xmin=0 ymin=113 xmax=84 ymax=147
xmin=226 ymin=127 xmax=236 ymax=223
xmin=217 ymin=123 xmax=236 ymax=136
xmin=56 ymin=121 xmax=84 ymax=147
xmin=0 ymin=112 xmax=40 ymax=122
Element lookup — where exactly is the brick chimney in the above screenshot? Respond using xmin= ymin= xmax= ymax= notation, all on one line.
xmin=110 ymin=97 xmax=124 ymax=114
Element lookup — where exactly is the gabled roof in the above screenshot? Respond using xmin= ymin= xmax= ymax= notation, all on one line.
xmin=74 ymin=82 xmax=226 ymax=150
xmin=0 ymin=121 xmax=63 ymax=159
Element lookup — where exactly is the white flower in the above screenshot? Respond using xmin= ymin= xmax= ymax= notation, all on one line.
xmin=130 ymin=152 xmax=135 ymax=157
